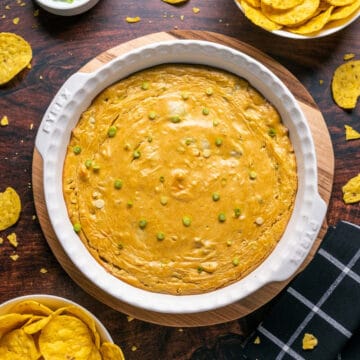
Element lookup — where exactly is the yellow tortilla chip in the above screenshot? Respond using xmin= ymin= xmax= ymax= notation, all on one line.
xmin=326 ymin=0 xmax=355 ymax=5
xmin=0 ymin=32 xmax=32 ymax=85
xmin=9 ymin=300 xmax=53 ymax=316
xmin=0 ymin=313 xmax=32 ymax=338
xmin=0 ymin=187 xmax=21 ymax=231
xmin=240 ymin=0 xmax=261 ymax=7
xmin=0 ymin=328 xmax=40 ymax=360
xmin=241 ymin=0 xmax=283 ymax=31
xmin=287 ymin=6 xmax=334 ymax=34
xmin=342 ymin=173 xmax=360 ymax=204
xmin=331 ymin=60 xmax=360 ymax=109
xmin=39 ymin=314 xmax=95 ymax=360
xmin=63 ymin=305 xmax=101 ymax=349
xmin=262 ymin=0 xmax=320 ymax=26
xmin=330 ymin=0 xmax=360 ymax=20
xmin=100 ymin=342 xmax=126 ymax=360
xmin=345 ymin=125 xmax=360 ymax=140
xmin=261 ymin=0 xmax=304 ymax=10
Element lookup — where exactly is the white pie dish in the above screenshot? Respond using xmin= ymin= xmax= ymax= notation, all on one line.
xmin=34 ymin=0 xmax=99 ymax=16
xmin=35 ymin=40 xmax=327 ymax=314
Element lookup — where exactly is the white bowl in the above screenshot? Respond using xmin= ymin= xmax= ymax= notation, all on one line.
xmin=0 ymin=294 xmax=113 ymax=342
xmin=34 ymin=0 xmax=99 ymax=16
xmin=234 ymin=0 xmax=360 ymax=39
xmin=35 ymin=40 xmax=327 ymax=314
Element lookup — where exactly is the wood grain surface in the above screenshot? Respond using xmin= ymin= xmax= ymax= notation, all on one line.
xmin=32 ymin=31 xmax=334 ymax=327
xmin=1 ymin=1 xmax=359 ymax=359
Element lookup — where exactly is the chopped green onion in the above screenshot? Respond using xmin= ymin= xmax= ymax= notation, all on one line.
xmin=182 ymin=216 xmax=192 ymax=227
xmin=73 ymin=223 xmax=81 ymax=233
xmin=234 ymin=208 xmax=241 ymax=218
xmin=218 ymin=212 xmax=226 ymax=223
xmin=114 ymin=179 xmax=123 ymax=189
xmin=268 ymin=128 xmax=276 ymax=137
xmin=148 ymin=111 xmax=156 ymax=120
xmin=202 ymin=107 xmax=210 ymax=115
xmin=133 ymin=150 xmax=141 ymax=159
xmin=73 ymin=145 xmax=81 ymax=155
xmin=141 ymin=81 xmax=149 ymax=90
xmin=107 ymin=126 xmax=117 ymax=137
xmin=215 ymin=137 xmax=223 ymax=147
xmin=139 ymin=219 xmax=147 ymax=229
xmin=85 ymin=159 xmax=92 ymax=168
xmin=249 ymin=171 xmax=257 ymax=180
xmin=232 ymin=257 xmax=240 ymax=266
xmin=206 ymin=87 xmax=213 ymax=96
xmin=156 ymin=232 xmax=165 ymax=241
xmin=170 ymin=115 xmax=181 ymax=123
xmin=212 ymin=192 xmax=220 ymax=202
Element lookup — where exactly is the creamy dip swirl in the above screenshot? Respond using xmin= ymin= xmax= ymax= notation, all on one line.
xmin=63 ymin=65 xmax=297 ymax=295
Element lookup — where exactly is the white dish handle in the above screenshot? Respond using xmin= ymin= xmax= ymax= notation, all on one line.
xmin=271 ymin=192 xmax=327 ymax=282
xmin=35 ymin=72 xmax=92 ymax=158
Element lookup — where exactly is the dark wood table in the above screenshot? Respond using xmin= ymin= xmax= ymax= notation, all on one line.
xmin=0 ymin=1 xmax=359 ymax=359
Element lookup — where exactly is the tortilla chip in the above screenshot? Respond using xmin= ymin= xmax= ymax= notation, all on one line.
xmin=342 ymin=173 xmax=360 ymax=203
xmin=241 ymin=0 xmax=283 ymax=30
xmin=286 ymin=6 xmax=334 ymax=34
xmin=0 ymin=187 xmax=21 ymax=231
xmin=0 ymin=32 xmax=32 ymax=85
xmin=331 ymin=60 xmax=360 ymax=109
xmin=262 ymin=0 xmax=320 ymax=26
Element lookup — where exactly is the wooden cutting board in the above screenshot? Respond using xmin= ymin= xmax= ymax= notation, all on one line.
xmin=32 ymin=30 xmax=334 ymax=327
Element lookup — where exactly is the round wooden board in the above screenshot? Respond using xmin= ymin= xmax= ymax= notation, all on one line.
xmin=32 ymin=31 xmax=334 ymax=327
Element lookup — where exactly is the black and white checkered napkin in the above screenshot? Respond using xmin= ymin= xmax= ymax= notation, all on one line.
xmin=242 ymin=221 xmax=360 ymax=360
xmin=191 ymin=221 xmax=360 ymax=360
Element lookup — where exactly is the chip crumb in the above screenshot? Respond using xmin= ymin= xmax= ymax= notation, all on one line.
xmin=319 ymin=79 xmax=324 ymax=85
xmin=12 ymin=17 xmax=20 ymax=24
xmin=126 ymin=16 xmax=141 ymax=23
xmin=30 ymin=123 xmax=34 ymax=130
xmin=7 ymin=232 xmax=18 ymax=248
xmin=32 ymin=214 xmax=37 ymax=220
xmin=33 ymin=9 xmax=39 ymax=16
xmin=178 ymin=328 xmax=183 ymax=332
xmin=127 ymin=315 xmax=134 ymax=322
xmin=302 ymin=333 xmax=318 ymax=350
xmin=131 ymin=345 xmax=138 ymax=351
xmin=39 ymin=75 xmax=43 ymax=80
xmin=1 ymin=116 xmax=9 ymax=126
xmin=10 ymin=253 xmax=19 ymax=261
xmin=0 ymin=237 xmax=3 ymax=245
xmin=254 ymin=336 xmax=261 ymax=344
xmin=192 ymin=7 xmax=200 ymax=14
xmin=5 ymin=5 xmax=10 ymax=10
xmin=180 ymin=15 xmax=184 ymax=20
xmin=344 ymin=53 xmax=355 ymax=61
xmin=345 ymin=125 xmax=360 ymax=140
xmin=40 ymin=267 xmax=48 ymax=274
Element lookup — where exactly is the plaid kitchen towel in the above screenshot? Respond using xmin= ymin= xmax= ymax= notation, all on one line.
xmin=190 ymin=221 xmax=360 ymax=360
xmin=242 ymin=221 xmax=360 ymax=360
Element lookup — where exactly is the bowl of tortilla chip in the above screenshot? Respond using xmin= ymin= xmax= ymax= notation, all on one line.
xmin=0 ymin=294 xmax=125 ymax=359
xmin=235 ymin=0 xmax=360 ymax=39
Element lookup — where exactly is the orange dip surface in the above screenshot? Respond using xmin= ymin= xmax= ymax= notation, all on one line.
xmin=63 ymin=65 xmax=297 ymax=295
